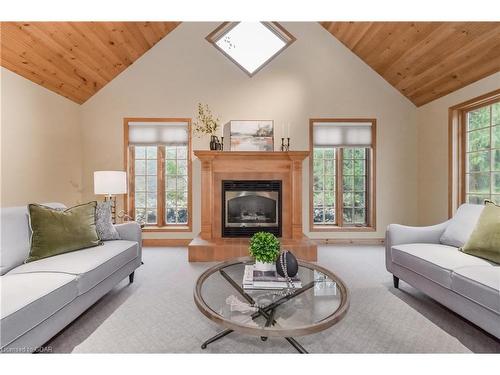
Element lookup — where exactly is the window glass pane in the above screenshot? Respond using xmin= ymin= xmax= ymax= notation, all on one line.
xmin=135 ymin=192 xmax=146 ymax=207
xmin=354 ymin=208 xmax=366 ymax=224
xmin=135 ymin=176 xmax=145 ymax=191
xmin=493 ymin=126 xmax=500 ymax=149
xmin=324 ymin=160 xmax=335 ymax=175
xmin=494 ymin=150 xmax=500 ymax=171
xmin=135 ymin=146 xmax=146 ymax=159
xmin=343 ymin=176 xmax=353 ymax=191
xmin=324 ymin=149 xmax=335 ymax=159
xmin=467 ymin=128 xmax=490 ymax=152
xmin=133 ymin=145 xmax=158 ymax=224
xmin=177 ymin=146 xmax=187 ymax=159
xmin=342 ymin=147 xmax=368 ymax=226
xmin=354 ymin=192 xmax=365 ymax=207
xmin=312 ymin=147 xmax=336 ymax=225
xmin=343 ymin=192 xmax=353 ymax=207
xmin=146 ymin=176 xmax=157 ymax=192
xmin=146 ymin=160 xmax=157 ymax=175
xmin=492 ymin=103 xmax=500 ymax=126
xmin=324 ymin=191 xmax=335 ymax=206
xmin=146 ymin=146 xmax=157 ymax=159
xmin=343 ymin=159 xmax=353 ymax=175
xmin=164 ymin=145 xmax=189 ymax=224
xmin=324 ymin=207 xmax=335 ymax=223
xmin=135 ymin=160 xmax=146 ymax=175
xmin=467 ymin=173 xmax=490 ymax=194
xmin=146 ymin=209 xmax=157 ymax=224
xmin=343 ymin=208 xmax=353 ymax=223
xmin=465 ymin=102 xmax=499 ymax=204
xmin=166 ymin=147 xmax=176 ymax=159
xmin=166 ymin=160 xmax=177 ymax=175
xmin=467 ymin=151 xmax=490 ymax=172
xmin=493 ymin=173 xmax=500 ymax=194
xmin=468 ymin=107 xmax=490 ymax=131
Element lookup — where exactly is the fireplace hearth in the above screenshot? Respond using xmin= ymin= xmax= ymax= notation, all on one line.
xmin=222 ymin=180 xmax=281 ymax=237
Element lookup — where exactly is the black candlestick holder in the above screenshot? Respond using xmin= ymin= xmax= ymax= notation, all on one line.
xmin=280 ymin=137 xmax=290 ymax=151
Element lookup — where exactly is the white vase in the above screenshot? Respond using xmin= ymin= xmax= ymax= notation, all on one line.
xmin=254 ymin=260 xmax=275 ymax=272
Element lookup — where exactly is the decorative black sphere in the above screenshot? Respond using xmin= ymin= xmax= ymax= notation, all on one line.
xmin=276 ymin=251 xmax=298 ymax=278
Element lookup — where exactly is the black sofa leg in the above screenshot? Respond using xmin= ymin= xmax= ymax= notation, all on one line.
xmin=129 ymin=272 xmax=135 ymax=284
xmin=393 ymin=275 xmax=399 ymax=289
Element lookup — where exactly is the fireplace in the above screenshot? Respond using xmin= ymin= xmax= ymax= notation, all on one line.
xmin=189 ymin=151 xmax=316 ymax=262
xmin=222 ymin=180 xmax=282 ymax=237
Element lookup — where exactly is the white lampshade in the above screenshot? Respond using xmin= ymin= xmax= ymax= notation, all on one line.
xmin=94 ymin=171 xmax=127 ymax=195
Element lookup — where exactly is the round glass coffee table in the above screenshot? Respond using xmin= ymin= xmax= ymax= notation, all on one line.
xmin=194 ymin=257 xmax=349 ymax=353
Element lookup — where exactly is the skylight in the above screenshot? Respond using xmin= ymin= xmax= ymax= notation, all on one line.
xmin=207 ymin=22 xmax=295 ymax=76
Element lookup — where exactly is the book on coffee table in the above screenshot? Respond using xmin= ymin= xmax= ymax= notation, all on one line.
xmin=242 ymin=265 xmax=302 ymax=289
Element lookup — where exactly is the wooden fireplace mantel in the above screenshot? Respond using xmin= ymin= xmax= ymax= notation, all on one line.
xmin=189 ymin=150 xmax=317 ymax=261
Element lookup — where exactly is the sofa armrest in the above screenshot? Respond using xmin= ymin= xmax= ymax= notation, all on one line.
xmin=385 ymin=221 xmax=450 ymax=272
xmin=114 ymin=222 xmax=142 ymax=261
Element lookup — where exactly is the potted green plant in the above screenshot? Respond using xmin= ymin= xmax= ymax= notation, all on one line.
xmin=249 ymin=231 xmax=280 ymax=271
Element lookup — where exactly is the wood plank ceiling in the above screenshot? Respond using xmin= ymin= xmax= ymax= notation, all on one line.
xmin=321 ymin=22 xmax=500 ymax=106
xmin=0 ymin=22 xmax=180 ymax=104
xmin=1 ymin=22 xmax=499 ymax=106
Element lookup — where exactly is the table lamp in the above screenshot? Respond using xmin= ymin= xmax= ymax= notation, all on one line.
xmin=94 ymin=171 xmax=127 ymax=223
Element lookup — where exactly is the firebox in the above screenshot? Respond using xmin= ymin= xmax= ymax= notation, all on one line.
xmin=222 ymin=180 xmax=282 ymax=237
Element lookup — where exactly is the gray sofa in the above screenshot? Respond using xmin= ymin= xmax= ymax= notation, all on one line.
xmin=0 ymin=203 xmax=142 ymax=353
xmin=385 ymin=203 xmax=500 ymax=339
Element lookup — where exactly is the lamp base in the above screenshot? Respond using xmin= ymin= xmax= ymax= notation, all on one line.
xmin=104 ymin=195 xmax=117 ymax=224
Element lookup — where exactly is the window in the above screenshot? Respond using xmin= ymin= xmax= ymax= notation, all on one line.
xmin=124 ymin=118 xmax=192 ymax=231
xmin=206 ymin=22 xmax=295 ymax=76
xmin=449 ymin=90 xmax=500 ymax=215
xmin=310 ymin=119 xmax=376 ymax=231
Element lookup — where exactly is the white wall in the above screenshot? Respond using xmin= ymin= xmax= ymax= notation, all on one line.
xmin=416 ymin=72 xmax=500 ymax=226
xmin=79 ymin=22 xmax=418 ymax=240
xmin=0 ymin=68 xmax=83 ymax=207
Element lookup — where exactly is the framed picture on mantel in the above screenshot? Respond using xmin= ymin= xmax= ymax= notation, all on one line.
xmin=223 ymin=120 xmax=274 ymax=151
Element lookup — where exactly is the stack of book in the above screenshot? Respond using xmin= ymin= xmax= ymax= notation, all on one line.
xmin=242 ymin=264 xmax=302 ymax=290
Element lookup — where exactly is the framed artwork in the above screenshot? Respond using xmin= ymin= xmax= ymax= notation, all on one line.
xmin=224 ymin=120 xmax=274 ymax=151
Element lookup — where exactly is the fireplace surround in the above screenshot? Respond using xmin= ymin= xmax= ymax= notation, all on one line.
xmin=222 ymin=180 xmax=282 ymax=237
xmin=189 ymin=151 xmax=317 ymax=261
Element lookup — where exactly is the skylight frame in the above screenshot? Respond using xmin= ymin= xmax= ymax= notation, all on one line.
xmin=206 ymin=22 xmax=296 ymax=77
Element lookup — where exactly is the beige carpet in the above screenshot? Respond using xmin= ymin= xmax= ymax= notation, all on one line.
xmin=46 ymin=246 xmax=500 ymax=353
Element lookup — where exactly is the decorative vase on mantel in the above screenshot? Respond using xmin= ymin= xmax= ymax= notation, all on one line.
xmin=209 ymin=135 xmax=222 ymax=150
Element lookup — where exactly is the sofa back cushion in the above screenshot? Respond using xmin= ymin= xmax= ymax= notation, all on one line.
xmin=0 ymin=202 xmax=66 ymax=275
xmin=440 ymin=203 xmax=485 ymax=248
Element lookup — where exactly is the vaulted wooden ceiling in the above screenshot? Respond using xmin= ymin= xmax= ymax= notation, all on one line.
xmin=321 ymin=22 xmax=500 ymax=106
xmin=1 ymin=22 xmax=499 ymax=106
xmin=0 ymin=22 xmax=180 ymax=104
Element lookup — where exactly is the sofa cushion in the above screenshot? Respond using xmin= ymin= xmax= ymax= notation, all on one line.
xmin=0 ymin=272 xmax=78 ymax=348
xmin=8 ymin=240 xmax=138 ymax=295
xmin=440 ymin=203 xmax=484 ymax=248
xmin=460 ymin=201 xmax=500 ymax=264
xmin=451 ymin=266 xmax=500 ymax=315
xmin=27 ymin=202 xmax=101 ymax=263
xmin=391 ymin=243 xmax=493 ymax=289
xmin=0 ymin=203 xmax=66 ymax=275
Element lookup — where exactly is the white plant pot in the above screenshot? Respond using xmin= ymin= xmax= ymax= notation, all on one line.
xmin=254 ymin=260 xmax=275 ymax=272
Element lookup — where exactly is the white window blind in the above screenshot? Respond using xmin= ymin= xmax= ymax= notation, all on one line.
xmin=313 ymin=122 xmax=373 ymax=147
xmin=128 ymin=121 xmax=189 ymax=145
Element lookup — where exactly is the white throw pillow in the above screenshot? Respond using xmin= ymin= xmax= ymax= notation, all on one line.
xmin=440 ymin=203 xmax=485 ymax=248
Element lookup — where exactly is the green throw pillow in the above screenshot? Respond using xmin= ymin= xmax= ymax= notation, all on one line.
xmin=460 ymin=201 xmax=500 ymax=264
xmin=27 ymin=202 xmax=101 ymax=263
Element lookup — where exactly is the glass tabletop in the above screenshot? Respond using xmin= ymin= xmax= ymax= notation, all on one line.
xmin=194 ymin=257 xmax=349 ymax=337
